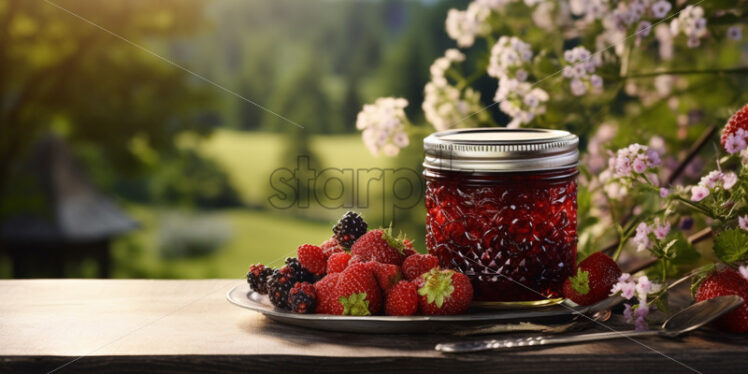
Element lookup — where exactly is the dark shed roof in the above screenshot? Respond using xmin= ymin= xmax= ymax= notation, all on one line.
xmin=0 ymin=134 xmax=137 ymax=243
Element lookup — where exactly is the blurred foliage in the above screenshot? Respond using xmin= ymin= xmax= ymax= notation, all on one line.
xmin=156 ymin=212 xmax=232 ymax=259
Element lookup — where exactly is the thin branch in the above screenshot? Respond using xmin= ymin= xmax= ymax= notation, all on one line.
xmin=624 ymin=227 xmax=713 ymax=274
xmin=623 ymin=66 xmax=748 ymax=79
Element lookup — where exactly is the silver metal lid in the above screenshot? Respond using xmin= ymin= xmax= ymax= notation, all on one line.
xmin=423 ymin=128 xmax=579 ymax=172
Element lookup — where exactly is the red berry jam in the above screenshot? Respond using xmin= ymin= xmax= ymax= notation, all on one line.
xmin=423 ymin=129 xmax=579 ymax=302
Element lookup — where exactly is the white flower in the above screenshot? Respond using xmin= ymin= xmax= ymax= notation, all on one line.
xmin=633 ymin=222 xmax=651 ymax=252
xmin=651 ymin=219 xmax=671 ymax=240
xmin=445 ymin=3 xmax=492 ymax=48
xmin=671 ymin=5 xmax=707 ymax=48
xmin=723 ymin=172 xmax=738 ymax=190
xmin=487 ymin=36 xmax=534 ymax=80
xmin=650 ymin=1 xmax=671 ymax=19
xmin=655 ymin=24 xmax=673 ymax=60
xmin=562 ymin=46 xmax=601 ymax=95
xmin=690 ymin=185 xmax=710 ymax=201
xmin=493 ymin=78 xmax=548 ymax=127
xmin=739 ymin=215 xmax=748 ymax=232
xmin=356 ymin=97 xmax=409 ymax=157
xmin=422 ymin=50 xmax=484 ymax=132
xmin=739 ymin=264 xmax=748 ymax=281
xmin=727 ymin=26 xmax=743 ymax=41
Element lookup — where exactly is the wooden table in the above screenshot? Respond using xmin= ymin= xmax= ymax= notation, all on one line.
xmin=1 ymin=280 xmax=746 ymax=373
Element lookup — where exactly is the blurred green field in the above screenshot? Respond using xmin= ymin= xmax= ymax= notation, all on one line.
xmin=197 ymin=130 xmax=392 ymax=206
xmin=113 ymin=130 xmax=404 ymax=279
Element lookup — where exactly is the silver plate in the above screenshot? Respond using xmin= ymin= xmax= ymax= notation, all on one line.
xmin=227 ymin=283 xmax=623 ymax=334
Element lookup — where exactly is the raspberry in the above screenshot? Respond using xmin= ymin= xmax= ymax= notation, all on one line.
xmin=326 ymin=251 xmax=351 ymax=274
xmin=402 ymin=254 xmax=439 ymax=281
xmin=332 ymin=211 xmax=368 ymax=249
xmin=320 ymin=237 xmax=345 ymax=259
xmin=385 ymin=281 xmax=418 ymax=316
xmin=297 ymin=244 xmax=326 ymax=275
xmin=288 ymin=282 xmax=317 ymax=314
xmin=722 ymin=103 xmax=748 ymax=148
xmin=246 ymin=263 xmax=273 ymax=295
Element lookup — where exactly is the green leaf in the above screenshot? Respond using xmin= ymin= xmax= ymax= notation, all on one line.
xmin=570 ymin=268 xmax=590 ymax=295
xmin=666 ymin=232 xmax=700 ymax=265
xmin=713 ymin=228 xmax=748 ymax=264
xmin=339 ymin=292 xmax=371 ymax=316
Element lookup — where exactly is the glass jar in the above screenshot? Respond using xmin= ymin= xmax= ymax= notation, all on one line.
xmin=423 ymin=128 xmax=579 ymax=302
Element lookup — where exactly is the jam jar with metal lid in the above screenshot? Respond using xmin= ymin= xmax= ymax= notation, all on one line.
xmin=423 ymin=128 xmax=579 ymax=302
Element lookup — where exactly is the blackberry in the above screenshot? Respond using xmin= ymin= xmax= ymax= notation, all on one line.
xmin=246 ymin=263 xmax=273 ymax=295
xmin=288 ymin=282 xmax=317 ymax=314
xmin=332 ymin=211 xmax=368 ymax=249
xmin=267 ymin=258 xmax=317 ymax=309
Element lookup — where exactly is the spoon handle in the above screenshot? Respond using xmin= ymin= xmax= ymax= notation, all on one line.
xmin=436 ymin=330 xmax=660 ymax=353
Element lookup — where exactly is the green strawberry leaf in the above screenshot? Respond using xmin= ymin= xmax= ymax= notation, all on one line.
xmin=381 ymin=223 xmax=406 ymax=254
xmin=417 ymin=269 xmax=454 ymax=308
xmin=339 ymin=292 xmax=371 ymax=316
xmin=713 ymin=228 xmax=748 ymax=264
xmin=569 ymin=268 xmax=590 ymax=295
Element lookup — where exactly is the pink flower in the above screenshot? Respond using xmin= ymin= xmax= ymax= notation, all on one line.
xmin=724 ymin=134 xmax=747 ymax=154
xmin=723 ymin=172 xmax=738 ymax=190
xmin=633 ymin=158 xmax=647 ymax=173
xmin=634 ymin=305 xmax=650 ymax=331
xmin=610 ymin=273 xmax=637 ymax=299
xmin=652 ymin=221 xmax=671 ymax=240
xmin=701 ymin=171 xmax=723 ymax=189
xmin=633 ymin=222 xmax=651 ymax=252
xmin=739 ymin=215 xmax=748 ymax=232
xmin=690 ymin=186 xmax=709 ymax=201
xmin=659 ymin=188 xmax=669 ymax=198
xmin=623 ymin=304 xmax=634 ymax=323
xmin=739 ymin=265 xmax=748 ymax=281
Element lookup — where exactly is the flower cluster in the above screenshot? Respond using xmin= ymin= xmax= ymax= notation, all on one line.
xmin=569 ymin=0 xmax=609 ymax=24
xmin=562 ymin=46 xmax=602 ymax=96
xmin=632 ymin=218 xmax=671 ymax=252
xmin=690 ymin=170 xmax=738 ymax=202
xmin=487 ymin=36 xmax=533 ymax=80
xmin=610 ymin=274 xmax=662 ymax=331
xmin=608 ymin=143 xmax=662 ymax=179
xmin=495 ymin=79 xmax=549 ymax=128
xmin=356 ymin=98 xmax=410 ymax=157
xmin=670 ymin=5 xmax=707 ymax=48
xmin=423 ymin=49 xmax=485 ymax=131
xmin=739 ymin=215 xmax=748 ymax=232
xmin=724 ymin=128 xmax=748 ymax=154
xmin=445 ymin=2 xmax=491 ymax=48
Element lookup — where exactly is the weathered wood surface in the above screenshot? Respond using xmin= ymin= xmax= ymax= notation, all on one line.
xmin=1 ymin=279 xmax=746 ymax=373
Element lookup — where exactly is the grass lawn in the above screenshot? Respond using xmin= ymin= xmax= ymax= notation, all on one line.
xmin=112 ymin=205 xmax=334 ymax=279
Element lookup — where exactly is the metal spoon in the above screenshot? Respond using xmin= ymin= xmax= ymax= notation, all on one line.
xmin=436 ymin=295 xmax=744 ymax=353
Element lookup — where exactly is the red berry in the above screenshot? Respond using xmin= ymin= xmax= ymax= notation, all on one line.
xmin=722 ymin=103 xmax=748 ymax=148
xmin=297 ymin=244 xmax=326 ymax=276
xmin=696 ymin=268 xmax=748 ymax=333
xmin=402 ymin=239 xmax=417 ymax=257
xmin=415 ymin=268 xmax=473 ymax=315
xmin=320 ymin=237 xmax=345 ymax=259
xmin=314 ymin=273 xmax=342 ymax=315
xmin=402 ymin=254 xmax=439 ymax=281
xmin=562 ymin=252 xmax=622 ymax=306
xmin=288 ymin=281 xmax=317 ymax=314
xmin=373 ymin=263 xmax=402 ymax=293
xmin=350 ymin=228 xmax=407 ymax=266
xmin=334 ymin=262 xmax=383 ymax=315
xmin=326 ymin=252 xmax=351 ymax=274
xmin=563 ymin=252 xmax=621 ymax=305
xmin=385 ymin=281 xmax=418 ymax=316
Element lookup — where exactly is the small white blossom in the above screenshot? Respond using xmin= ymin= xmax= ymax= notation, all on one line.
xmin=650 ymin=1 xmax=671 ymax=19
xmin=724 ymin=128 xmax=748 ymax=154
xmin=690 ymin=185 xmax=710 ymax=201
xmin=671 ymin=5 xmax=707 ymax=48
xmin=493 ymin=78 xmax=549 ymax=128
xmin=562 ymin=46 xmax=602 ymax=95
xmin=633 ymin=222 xmax=651 ymax=252
xmin=608 ymin=143 xmax=661 ymax=179
xmin=446 ymin=3 xmax=492 ymax=48
xmin=487 ymin=36 xmax=534 ymax=80
xmin=422 ymin=50 xmax=484 ymax=131
xmin=356 ymin=98 xmax=409 ymax=157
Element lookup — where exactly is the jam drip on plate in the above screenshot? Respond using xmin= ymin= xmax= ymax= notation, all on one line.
xmin=425 ymin=170 xmax=577 ymax=302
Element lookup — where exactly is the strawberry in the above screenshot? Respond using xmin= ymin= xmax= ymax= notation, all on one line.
xmin=415 ymin=268 xmax=473 ymax=315
xmin=314 ymin=273 xmax=342 ymax=315
xmin=320 ymin=237 xmax=345 ymax=259
xmin=334 ymin=262 xmax=383 ymax=315
xmin=326 ymin=251 xmax=351 ymax=274
xmin=297 ymin=244 xmax=326 ymax=276
xmin=562 ymin=252 xmax=622 ymax=306
xmin=373 ymin=263 xmax=402 ymax=293
xmin=721 ymin=103 xmax=748 ymax=148
xmin=696 ymin=268 xmax=748 ymax=333
xmin=403 ymin=238 xmax=417 ymax=257
xmin=402 ymin=254 xmax=439 ymax=281
xmin=350 ymin=228 xmax=407 ymax=266
xmin=385 ymin=281 xmax=419 ymax=316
